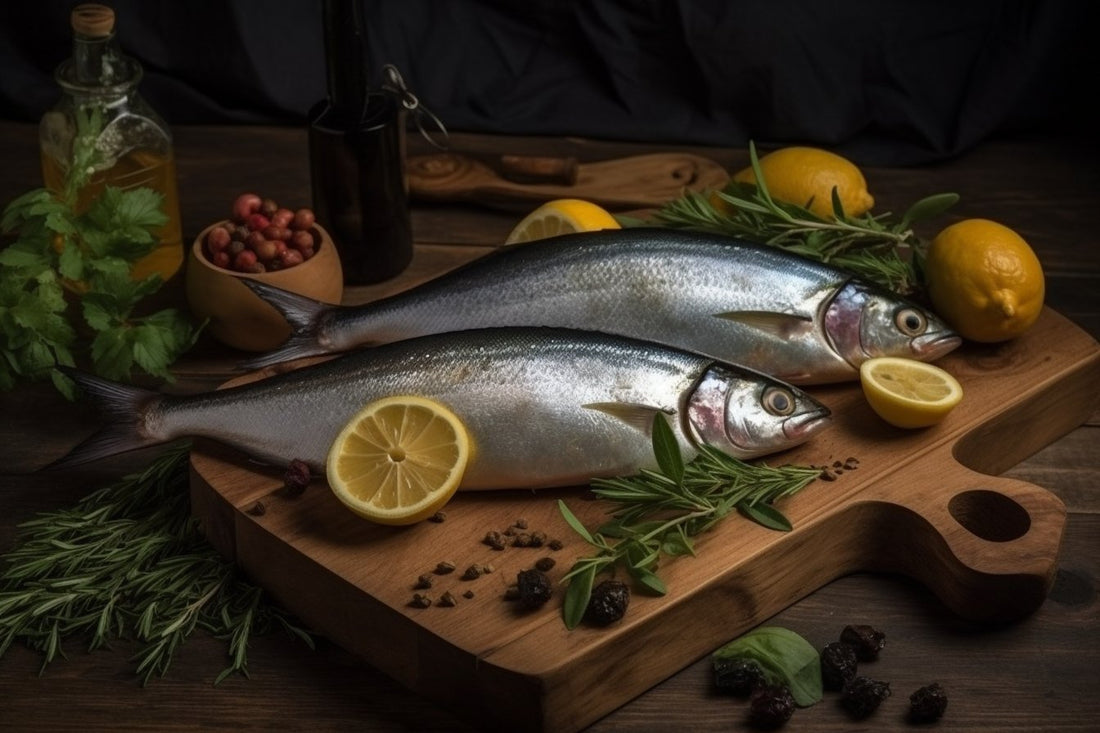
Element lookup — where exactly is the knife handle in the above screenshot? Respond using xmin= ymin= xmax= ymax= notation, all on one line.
xmin=499 ymin=154 xmax=579 ymax=185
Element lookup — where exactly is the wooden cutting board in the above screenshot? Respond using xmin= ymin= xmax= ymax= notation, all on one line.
xmin=406 ymin=152 xmax=730 ymax=210
xmin=190 ymin=307 xmax=1099 ymax=732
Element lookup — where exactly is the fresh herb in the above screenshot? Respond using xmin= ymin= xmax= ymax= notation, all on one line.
xmin=712 ymin=626 xmax=823 ymax=707
xmin=644 ymin=141 xmax=959 ymax=296
xmin=0 ymin=444 xmax=313 ymax=684
xmin=0 ymin=109 xmax=199 ymax=399
xmin=558 ymin=414 xmax=819 ymax=629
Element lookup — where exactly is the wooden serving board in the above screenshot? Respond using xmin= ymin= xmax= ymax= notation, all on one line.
xmin=190 ymin=307 xmax=1099 ymax=732
xmin=406 ymin=152 xmax=730 ymax=210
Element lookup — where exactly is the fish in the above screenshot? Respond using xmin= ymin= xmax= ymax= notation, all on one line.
xmin=50 ymin=327 xmax=831 ymax=490
xmin=240 ymin=228 xmax=961 ymax=384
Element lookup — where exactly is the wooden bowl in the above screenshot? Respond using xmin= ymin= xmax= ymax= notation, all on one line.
xmin=185 ymin=222 xmax=344 ymax=352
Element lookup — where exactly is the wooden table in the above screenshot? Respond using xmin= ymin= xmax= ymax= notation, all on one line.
xmin=0 ymin=120 xmax=1097 ymax=731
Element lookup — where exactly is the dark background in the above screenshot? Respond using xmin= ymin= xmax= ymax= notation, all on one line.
xmin=0 ymin=0 xmax=1094 ymax=165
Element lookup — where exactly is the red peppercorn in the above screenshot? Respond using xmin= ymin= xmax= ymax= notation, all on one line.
xmin=271 ymin=208 xmax=295 ymax=229
xmin=205 ymin=225 xmax=232 ymax=254
xmin=290 ymin=230 xmax=315 ymax=251
xmin=231 ymin=193 xmax=262 ymax=223
xmin=246 ymin=213 xmax=271 ymax=232
xmin=234 ymin=249 xmax=258 ymax=270
xmin=291 ymin=208 xmax=316 ymax=231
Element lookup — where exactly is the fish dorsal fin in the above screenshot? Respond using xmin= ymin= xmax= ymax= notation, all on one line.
xmin=714 ymin=310 xmax=814 ymax=338
xmin=583 ymin=403 xmax=669 ymax=435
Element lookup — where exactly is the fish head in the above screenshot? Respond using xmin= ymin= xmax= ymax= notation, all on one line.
xmin=823 ymin=282 xmax=961 ymax=367
xmin=685 ymin=365 xmax=831 ymax=459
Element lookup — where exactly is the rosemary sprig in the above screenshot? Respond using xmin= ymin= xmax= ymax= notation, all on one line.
xmin=558 ymin=414 xmax=819 ymax=629
xmin=0 ymin=444 xmax=313 ymax=684
xmin=647 ymin=141 xmax=959 ymax=295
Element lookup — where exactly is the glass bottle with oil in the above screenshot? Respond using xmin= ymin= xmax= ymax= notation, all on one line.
xmin=39 ymin=3 xmax=183 ymax=283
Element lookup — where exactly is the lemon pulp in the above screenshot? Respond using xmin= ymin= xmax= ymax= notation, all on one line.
xmin=326 ymin=395 xmax=470 ymax=525
xmin=504 ymin=198 xmax=620 ymax=244
xmin=859 ymin=357 xmax=963 ymax=429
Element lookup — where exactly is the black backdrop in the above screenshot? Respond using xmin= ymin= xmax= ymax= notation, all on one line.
xmin=0 ymin=0 xmax=1093 ymax=165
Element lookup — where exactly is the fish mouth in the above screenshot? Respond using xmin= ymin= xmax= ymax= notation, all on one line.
xmin=910 ymin=333 xmax=963 ymax=360
xmin=782 ymin=408 xmax=832 ymax=442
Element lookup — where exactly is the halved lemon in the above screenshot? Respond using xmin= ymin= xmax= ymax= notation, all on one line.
xmin=859 ymin=357 xmax=963 ymax=429
xmin=326 ymin=395 xmax=471 ymax=525
xmin=504 ymin=198 xmax=620 ymax=244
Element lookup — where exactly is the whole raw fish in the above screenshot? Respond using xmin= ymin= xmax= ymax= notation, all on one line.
xmin=242 ymin=228 xmax=960 ymax=384
xmin=53 ymin=328 xmax=830 ymax=490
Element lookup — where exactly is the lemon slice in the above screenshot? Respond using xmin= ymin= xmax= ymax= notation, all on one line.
xmin=504 ymin=198 xmax=620 ymax=244
xmin=326 ymin=395 xmax=471 ymax=525
xmin=859 ymin=357 xmax=963 ymax=429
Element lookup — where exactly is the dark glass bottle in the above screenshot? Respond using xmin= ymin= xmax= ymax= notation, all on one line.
xmin=308 ymin=0 xmax=413 ymax=284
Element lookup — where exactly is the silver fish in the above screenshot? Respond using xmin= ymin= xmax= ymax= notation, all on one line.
xmin=53 ymin=328 xmax=830 ymax=490
xmin=242 ymin=228 xmax=960 ymax=384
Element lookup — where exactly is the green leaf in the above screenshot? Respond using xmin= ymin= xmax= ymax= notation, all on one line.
xmin=626 ymin=565 xmax=667 ymax=595
xmin=562 ymin=563 xmax=597 ymax=630
xmin=739 ymin=502 xmax=793 ymax=532
xmin=712 ymin=626 xmax=823 ymax=707
xmin=899 ymin=192 xmax=959 ymax=229
xmin=651 ymin=412 xmax=683 ymax=484
xmin=661 ymin=526 xmax=696 ymax=557
xmin=557 ymin=500 xmax=595 ymax=544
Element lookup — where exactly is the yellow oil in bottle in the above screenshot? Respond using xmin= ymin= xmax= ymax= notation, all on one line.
xmin=41 ymin=146 xmax=184 ymax=283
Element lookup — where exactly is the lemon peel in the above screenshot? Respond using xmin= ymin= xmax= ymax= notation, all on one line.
xmin=859 ymin=357 xmax=963 ymax=429
xmin=504 ymin=198 xmax=620 ymax=244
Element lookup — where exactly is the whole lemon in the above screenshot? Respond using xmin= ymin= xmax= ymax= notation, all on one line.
xmin=924 ymin=219 xmax=1045 ymax=343
xmin=731 ymin=146 xmax=875 ymax=219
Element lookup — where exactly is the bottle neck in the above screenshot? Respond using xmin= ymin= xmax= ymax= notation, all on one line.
xmin=321 ymin=0 xmax=369 ymax=119
xmin=56 ymin=30 xmax=141 ymax=100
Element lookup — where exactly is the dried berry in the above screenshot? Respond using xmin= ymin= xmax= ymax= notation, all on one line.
xmin=584 ymin=579 xmax=630 ymax=626
xmin=515 ymin=568 xmax=553 ymax=609
xmin=908 ymin=682 xmax=948 ymax=723
xmin=548 ymin=538 xmax=564 ymax=551
xmin=534 ymin=556 xmax=556 ymax=572
xmin=713 ymin=657 xmax=766 ymax=696
xmin=483 ymin=530 xmax=506 ymax=550
xmin=428 ymin=511 xmax=446 ymax=523
xmin=434 ymin=561 xmax=456 ymax=575
xmin=820 ymin=641 xmax=858 ymax=691
xmin=282 ymin=458 xmax=311 ymax=496
xmin=413 ymin=574 xmax=433 ymax=590
xmin=438 ymin=591 xmax=457 ymax=607
xmin=408 ymin=594 xmax=432 ymax=609
xmin=840 ymin=676 xmax=891 ymax=719
xmin=245 ymin=500 xmax=266 ymax=517
xmin=840 ymin=624 xmax=886 ymax=661
xmin=462 ymin=590 xmax=475 ymax=599
xmin=747 ymin=685 xmax=795 ymax=729
xmin=461 ymin=565 xmax=482 ymax=580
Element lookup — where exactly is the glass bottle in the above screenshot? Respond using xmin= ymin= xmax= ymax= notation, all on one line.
xmin=39 ymin=3 xmax=184 ymax=283
xmin=308 ymin=0 xmax=413 ymax=284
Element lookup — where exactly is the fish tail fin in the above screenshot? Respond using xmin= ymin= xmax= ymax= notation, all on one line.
xmin=237 ymin=279 xmax=337 ymax=369
xmin=43 ymin=368 xmax=166 ymax=471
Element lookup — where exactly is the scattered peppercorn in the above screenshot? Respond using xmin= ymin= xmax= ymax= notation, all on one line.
xmin=843 ymin=456 xmax=860 ymax=470
xmin=503 ymin=586 xmax=520 ymax=601
xmin=434 ymin=561 xmax=456 ymax=575
xmin=438 ymin=591 xmax=457 ymax=607
xmin=840 ymin=676 xmax=891 ymax=719
xmin=513 ymin=518 xmax=529 ymax=530
xmin=585 ymin=579 xmax=630 ymax=626
xmin=483 ymin=530 xmax=506 ymax=550
xmin=462 ymin=590 xmax=475 ymax=600
xmin=713 ymin=658 xmax=766 ymax=697
xmin=282 ymin=459 xmax=311 ymax=496
xmin=413 ymin=574 xmax=433 ymax=590
xmin=908 ymin=682 xmax=948 ymax=723
xmin=747 ymin=685 xmax=795 ymax=729
xmin=528 ymin=531 xmax=547 ymax=547
xmin=515 ymin=568 xmax=553 ymax=609
xmin=820 ymin=641 xmax=858 ymax=691
xmin=461 ymin=565 xmax=482 ymax=580
xmin=409 ymin=594 xmax=432 ymax=609
xmin=840 ymin=624 xmax=886 ymax=661
xmin=534 ymin=557 xmax=556 ymax=572
xmin=246 ymin=501 xmax=266 ymax=517
xmin=548 ymin=538 xmax=564 ymax=551
xmin=428 ymin=511 xmax=447 ymax=523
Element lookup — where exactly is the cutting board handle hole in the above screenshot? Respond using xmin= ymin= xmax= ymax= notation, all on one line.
xmin=948 ymin=489 xmax=1031 ymax=542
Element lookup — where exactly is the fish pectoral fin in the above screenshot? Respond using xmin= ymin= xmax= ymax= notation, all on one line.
xmin=583 ymin=402 xmax=671 ymax=435
xmin=714 ymin=310 xmax=815 ymax=338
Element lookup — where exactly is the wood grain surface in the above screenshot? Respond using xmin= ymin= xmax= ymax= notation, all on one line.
xmin=1 ymin=121 xmax=1098 ymax=732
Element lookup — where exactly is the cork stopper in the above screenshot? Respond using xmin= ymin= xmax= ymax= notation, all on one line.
xmin=71 ymin=4 xmax=115 ymax=38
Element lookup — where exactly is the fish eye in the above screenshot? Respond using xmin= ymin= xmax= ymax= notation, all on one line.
xmin=895 ymin=308 xmax=927 ymax=336
xmin=762 ymin=387 xmax=796 ymax=416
